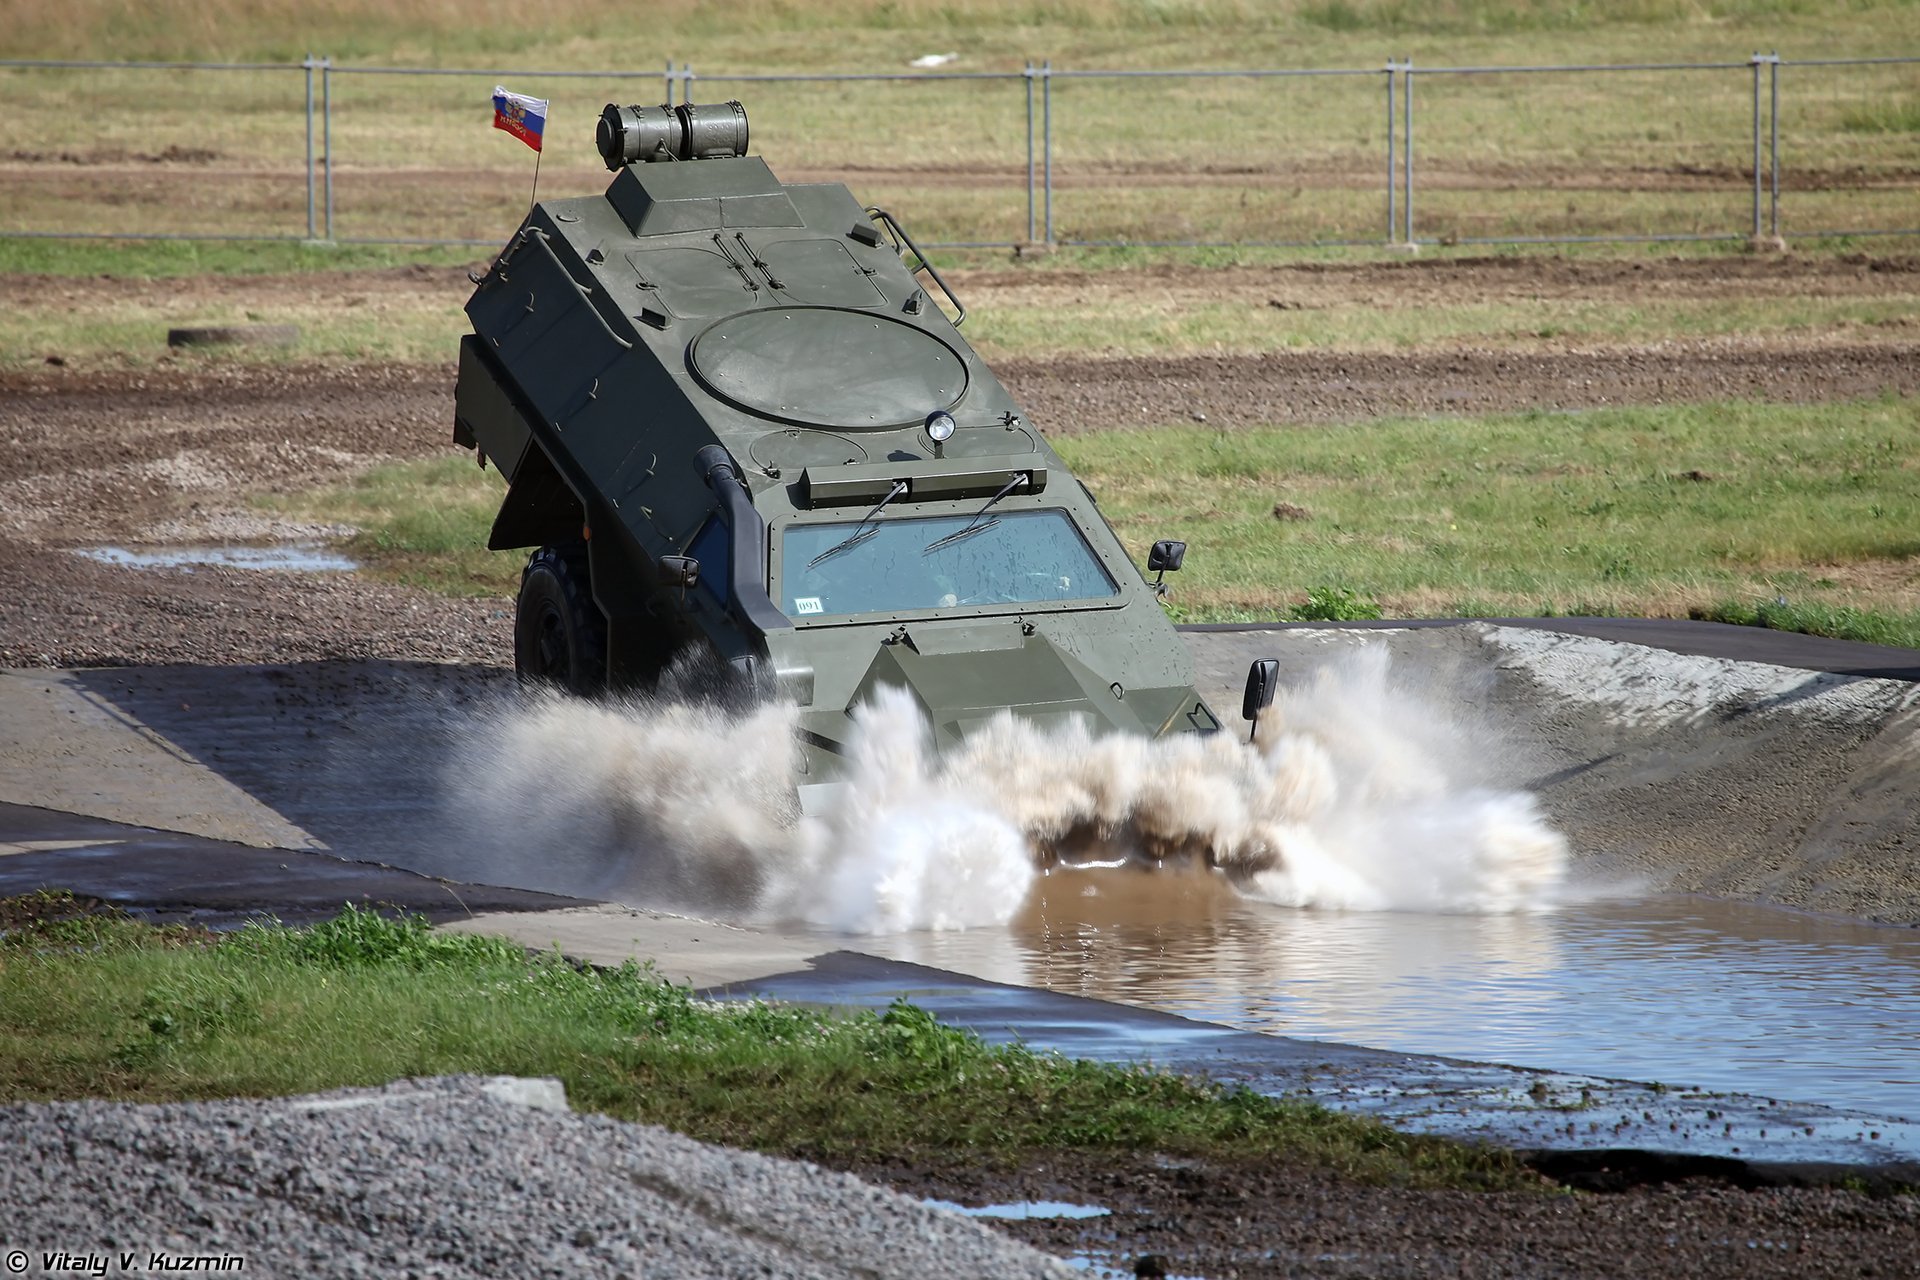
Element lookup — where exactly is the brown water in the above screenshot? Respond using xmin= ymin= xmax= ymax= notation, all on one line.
xmin=857 ymin=863 xmax=1920 ymax=1120
xmin=426 ymin=657 xmax=1918 ymax=1121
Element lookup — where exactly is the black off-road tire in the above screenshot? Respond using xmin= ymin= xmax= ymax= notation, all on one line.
xmin=514 ymin=544 xmax=607 ymax=696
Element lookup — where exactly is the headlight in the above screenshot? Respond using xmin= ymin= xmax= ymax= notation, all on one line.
xmin=924 ymin=410 xmax=957 ymax=443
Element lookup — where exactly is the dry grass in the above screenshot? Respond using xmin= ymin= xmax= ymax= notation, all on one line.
xmin=17 ymin=0 xmax=1907 ymax=63
xmin=1 ymin=1 xmax=1913 ymax=247
xmin=8 ymin=249 xmax=1919 ymax=370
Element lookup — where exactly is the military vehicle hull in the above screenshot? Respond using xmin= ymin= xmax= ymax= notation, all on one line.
xmin=454 ymin=102 xmax=1224 ymax=799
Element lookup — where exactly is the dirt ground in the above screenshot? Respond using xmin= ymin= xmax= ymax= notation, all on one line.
xmin=843 ymin=1150 xmax=1920 ymax=1279
xmin=0 ymin=361 xmax=505 ymax=668
xmin=2 ymin=251 xmax=1918 ymax=1275
xmin=4 ymin=252 xmax=1919 ymax=667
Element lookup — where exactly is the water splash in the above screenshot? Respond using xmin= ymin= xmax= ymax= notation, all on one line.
xmin=770 ymin=687 xmax=1034 ymax=933
xmin=449 ymin=689 xmax=799 ymax=914
xmin=938 ymin=646 xmax=1566 ymax=914
xmin=446 ymin=648 xmax=1567 ymax=931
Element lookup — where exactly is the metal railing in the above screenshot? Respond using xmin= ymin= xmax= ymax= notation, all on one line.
xmin=0 ymin=52 xmax=1913 ymax=249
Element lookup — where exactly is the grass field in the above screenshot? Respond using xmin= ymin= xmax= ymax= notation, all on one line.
xmin=5 ymin=0 xmax=1917 ymax=645
xmin=10 ymin=273 xmax=1908 ymax=369
xmin=1 ymin=0 xmax=1914 ymax=247
xmin=15 ymin=0 xmax=1920 ymax=66
xmin=263 ymin=395 xmax=1920 ymax=645
xmin=8 ymin=240 xmax=1917 ymax=371
xmin=1061 ymin=396 xmax=1920 ymax=634
xmin=0 ymin=895 xmax=1532 ymax=1188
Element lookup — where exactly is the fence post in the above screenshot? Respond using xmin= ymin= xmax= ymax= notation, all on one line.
xmin=665 ymin=60 xmax=673 ymax=106
xmin=1403 ymin=58 xmax=1415 ymax=245
xmin=1769 ymin=52 xmax=1781 ymax=238
xmin=1750 ymin=52 xmax=1764 ymax=239
xmin=1042 ymin=60 xmax=1054 ymax=246
xmin=1025 ymin=63 xmax=1036 ymax=245
xmin=1385 ymin=61 xmax=1400 ymax=243
xmin=303 ymin=54 xmax=316 ymax=240
xmin=322 ymin=57 xmax=334 ymax=242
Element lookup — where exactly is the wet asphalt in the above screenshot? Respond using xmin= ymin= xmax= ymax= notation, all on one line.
xmin=3 ymin=618 xmax=1918 ymax=1188
xmin=729 ymin=951 xmax=1920 ymax=1191
xmin=0 ymin=800 xmax=581 ymax=927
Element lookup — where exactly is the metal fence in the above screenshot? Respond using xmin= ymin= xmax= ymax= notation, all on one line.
xmin=0 ymin=53 xmax=1914 ymax=249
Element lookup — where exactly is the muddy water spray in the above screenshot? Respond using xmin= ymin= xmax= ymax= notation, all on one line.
xmin=449 ymin=649 xmax=1567 ymax=929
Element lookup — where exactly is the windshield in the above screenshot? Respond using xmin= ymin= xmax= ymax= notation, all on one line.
xmin=780 ymin=508 xmax=1119 ymax=618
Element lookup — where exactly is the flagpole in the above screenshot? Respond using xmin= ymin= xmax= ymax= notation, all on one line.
xmin=488 ymin=87 xmax=549 ymax=280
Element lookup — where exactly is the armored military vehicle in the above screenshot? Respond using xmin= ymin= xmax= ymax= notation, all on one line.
xmin=455 ymin=101 xmax=1260 ymax=807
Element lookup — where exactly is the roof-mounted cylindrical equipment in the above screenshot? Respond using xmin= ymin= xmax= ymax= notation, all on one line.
xmin=596 ymin=105 xmax=679 ymax=168
xmin=597 ymin=100 xmax=749 ymax=169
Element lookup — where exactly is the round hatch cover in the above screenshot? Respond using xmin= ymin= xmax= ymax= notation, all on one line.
xmin=748 ymin=429 xmax=869 ymax=470
xmin=690 ymin=306 xmax=968 ymax=430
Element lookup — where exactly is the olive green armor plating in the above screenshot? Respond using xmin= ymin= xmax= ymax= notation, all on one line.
xmin=454 ymin=101 xmax=1221 ymax=803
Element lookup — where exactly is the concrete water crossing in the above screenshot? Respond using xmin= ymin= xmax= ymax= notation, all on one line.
xmin=2 ymin=621 xmax=1917 ymax=1187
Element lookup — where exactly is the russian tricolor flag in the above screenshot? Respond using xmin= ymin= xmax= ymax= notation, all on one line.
xmin=492 ymin=85 xmax=548 ymax=152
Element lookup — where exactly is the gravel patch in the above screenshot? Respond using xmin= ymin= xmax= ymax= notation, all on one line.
xmin=0 ymin=1075 xmax=1073 ymax=1279
xmin=1482 ymin=624 xmax=1920 ymax=730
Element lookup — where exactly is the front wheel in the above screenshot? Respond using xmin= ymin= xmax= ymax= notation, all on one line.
xmin=514 ymin=544 xmax=607 ymax=696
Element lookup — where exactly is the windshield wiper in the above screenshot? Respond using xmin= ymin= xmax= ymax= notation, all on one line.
xmin=922 ymin=473 xmax=1028 ymax=555
xmin=807 ymin=479 xmax=908 ymax=568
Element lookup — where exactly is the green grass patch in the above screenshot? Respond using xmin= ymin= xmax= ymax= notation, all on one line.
xmin=0 ymin=238 xmax=479 ymax=279
xmin=1693 ymin=597 xmax=1920 ymax=648
xmin=1290 ymin=584 xmax=1386 ymax=621
xmin=1840 ymin=100 xmax=1920 ymax=135
xmin=255 ymin=455 xmax=519 ymax=596
xmin=265 ymin=397 xmax=1920 ymax=648
xmin=966 ymin=290 xmax=1920 ymax=362
xmin=0 ymin=895 xmax=1532 ymax=1187
xmin=0 ymin=262 xmax=474 ymax=371
xmin=13 ymin=236 xmax=1915 ymax=370
xmin=1058 ymin=395 xmax=1920 ymax=641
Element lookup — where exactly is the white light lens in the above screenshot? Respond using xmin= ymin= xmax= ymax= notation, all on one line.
xmin=925 ymin=411 xmax=957 ymax=442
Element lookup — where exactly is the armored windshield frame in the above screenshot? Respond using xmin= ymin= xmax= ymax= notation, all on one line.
xmin=768 ymin=499 xmax=1138 ymax=629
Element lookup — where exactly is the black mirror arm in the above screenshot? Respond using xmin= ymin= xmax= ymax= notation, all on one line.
xmin=1147 ymin=538 xmax=1187 ymax=597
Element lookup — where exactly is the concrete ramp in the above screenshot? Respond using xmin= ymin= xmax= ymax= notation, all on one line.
xmin=0 ymin=668 xmax=319 ymax=850
xmin=1186 ymin=622 xmax=1920 ymax=924
xmin=3 ymin=622 xmax=1919 ymax=923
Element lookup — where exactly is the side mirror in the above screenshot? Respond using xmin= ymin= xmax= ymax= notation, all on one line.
xmin=1147 ymin=539 xmax=1186 ymax=597
xmin=658 ymin=555 xmax=699 ymax=590
xmin=1241 ymin=658 xmax=1280 ymax=743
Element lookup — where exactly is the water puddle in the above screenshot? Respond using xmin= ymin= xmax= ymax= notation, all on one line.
xmin=920 ymin=1203 xmax=1186 ymax=1280
xmin=74 ymin=543 xmax=355 ymax=572
xmin=1064 ymin=1256 xmax=1192 ymax=1279
xmin=925 ymin=1199 xmax=1110 ymax=1220
xmin=858 ymin=866 xmax=1920 ymax=1119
